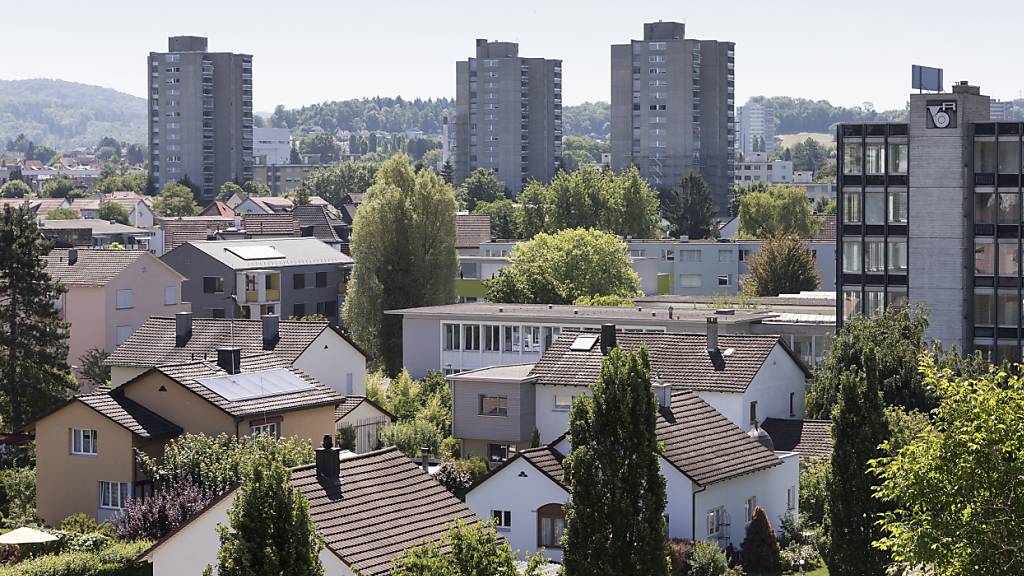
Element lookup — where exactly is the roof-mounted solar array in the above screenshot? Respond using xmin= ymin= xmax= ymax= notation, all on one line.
xmin=569 ymin=334 xmax=599 ymax=352
xmin=197 ymin=367 xmax=314 ymax=401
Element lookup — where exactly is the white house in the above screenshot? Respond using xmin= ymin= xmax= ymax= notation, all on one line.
xmin=103 ymin=313 xmax=367 ymax=397
xmin=142 ymin=444 xmax=480 ymax=576
xmin=334 ymin=396 xmax=395 ymax=453
xmin=465 ymin=389 xmax=800 ymax=563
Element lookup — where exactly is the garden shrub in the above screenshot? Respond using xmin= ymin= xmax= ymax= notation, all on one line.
xmin=689 ymin=540 xmax=729 ymax=576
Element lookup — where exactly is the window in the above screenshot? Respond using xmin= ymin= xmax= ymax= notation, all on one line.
xmin=680 ymin=274 xmax=702 ymax=288
xmin=864 ymin=191 xmax=885 ymax=225
xmin=315 ymin=271 xmax=327 ymax=288
xmin=464 ymin=325 xmax=481 ymax=351
xmin=488 ymin=443 xmax=510 ymax=462
xmin=718 ymin=250 xmax=732 ymax=263
xmin=749 ymin=401 xmax=757 ymax=425
xmin=864 ymin=290 xmax=884 ymax=316
xmin=210 ymin=308 xmax=226 ymax=319
xmin=976 ymin=192 xmax=996 ymax=224
xmin=999 ymin=140 xmax=1020 ymax=173
xmin=787 ymin=486 xmax=797 ymax=510
xmin=660 ymin=249 xmax=676 ymax=261
xmin=99 ymin=481 xmax=130 ymax=510
xmin=717 ymin=275 xmax=731 ymax=287
xmin=999 ymin=241 xmax=1018 ymax=276
xmin=888 ymin=191 xmax=908 ymax=223
xmin=707 ymin=507 xmax=725 ymax=537
xmin=115 ymin=289 xmax=133 ymax=309
xmin=888 ymin=143 xmax=908 ymax=174
xmin=537 ymin=503 xmax=566 ymax=548
xmin=843 ymin=191 xmax=862 ymax=224
xmin=203 ymin=276 xmax=224 ymax=294
xmin=523 ymin=326 xmax=541 ymax=352
xmin=681 ymin=249 xmax=702 ymax=262
xmin=887 ymin=239 xmax=908 ymax=273
xmin=865 ymin=239 xmax=885 ymax=273
xmin=71 ymin=428 xmax=97 ymax=455
xmin=553 ymin=394 xmax=575 ymax=411
xmin=975 ymin=141 xmax=997 ymax=173
xmin=842 ymin=143 xmax=862 ymax=175
xmin=745 ymin=496 xmax=757 ymax=523
xmin=975 ymin=242 xmax=995 ymax=275
xmin=503 ymin=326 xmax=520 ymax=352
xmin=479 ymin=395 xmax=508 ymax=417
xmin=251 ymin=422 xmax=279 ymax=437
xmin=443 ymin=324 xmax=461 ymax=350
xmin=164 ymin=286 xmax=177 ymax=305
xmin=293 ymin=273 xmax=305 ymax=290
xmin=865 ymin=143 xmax=885 ymax=175
xmin=975 ymin=291 xmax=995 ymax=325
xmin=116 ymin=325 xmax=134 ymax=345
xmin=492 ymin=510 xmax=512 ymax=530
xmin=843 ymin=290 xmax=862 ymax=320
xmin=293 ymin=303 xmax=306 ymax=318
xmin=484 ymin=325 xmax=500 ymax=351
xmin=789 ymin=392 xmax=796 ymax=417
xmin=997 ymin=292 xmax=1019 ymax=327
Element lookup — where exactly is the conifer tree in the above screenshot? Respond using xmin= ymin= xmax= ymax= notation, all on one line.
xmin=562 ymin=345 xmax=669 ymax=576
xmin=741 ymin=506 xmax=782 ymax=574
xmin=0 ymin=206 xmax=74 ymax=430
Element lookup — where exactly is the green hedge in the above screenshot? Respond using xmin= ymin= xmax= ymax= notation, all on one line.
xmin=0 ymin=540 xmax=152 ymax=576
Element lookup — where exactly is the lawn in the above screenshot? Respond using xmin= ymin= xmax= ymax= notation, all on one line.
xmin=777 ymin=132 xmax=834 ymax=150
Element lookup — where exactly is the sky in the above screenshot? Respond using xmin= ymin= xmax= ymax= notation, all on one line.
xmin=4 ymin=0 xmax=1023 ymax=113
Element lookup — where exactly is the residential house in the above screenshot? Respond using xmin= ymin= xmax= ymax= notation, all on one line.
xmin=161 ymin=237 xmax=352 ymax=324
xmin=334 ymin=397 xmax=394 ymax=453
xmin=199 ymin=200 xmax=236 ymax=217
xmin=141 ymin=443 xmax=480 ymax=576
xmin=102 ymin=192 xmax=155 ymax=228
xmin=103 ymin=312 xmax=367 ymax=397
xmin=233 ymin=195 xmax=294 ymax=214
xmin=155 ymin=216 xmax=234 ymax=254
xmin=44 ymin=249 xmax=189 ymax=368
xmin=69 ymin=197 xmax=100 ymax=219
xmin=449 ymin=323 xmax=808 ymax=459
xmin=456 ymin=213 xmax=491 ymax=256
xmin=760 ymin=418 xmax=833 ymax=460
xmin=24 ymin=351 xmax=344 ymax=524
xmin=39 ymin=220 xmax=156 ymax=252
xmin=466 ymin=388 xmax=799 ymax=562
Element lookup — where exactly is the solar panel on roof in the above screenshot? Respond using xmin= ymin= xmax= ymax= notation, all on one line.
xmin=197 ymin=368 xmax=315 ymax=401
xmin=224 ymin=245 xmax=286 ymax=260
xmin=569 ymin=334 xmax=599 ymax=352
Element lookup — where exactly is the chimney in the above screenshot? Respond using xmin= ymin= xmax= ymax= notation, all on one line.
xmin=261 ymin=314 xmax=279 ymax=349
xmin=175 ymin=311 xmax=193 ymax=347
xmin=315 ymin=435 xmax=341 ymax=482
xmin=216 ymin=347 xmax=241 ymax=374
xmin=600 ymin=324 xmax=617 ymax=355
xmin=420 ymin=447 xmax=430 ymax=473
xmin=652 ymin=373 xmax=671 ymax=409
xmin=233 ymin=215 xmax=241 ymax=229
xmin=67 ymin=248 xmax=78 ymax=266
xmin=706 ymin=317 xmax=719 ymax=352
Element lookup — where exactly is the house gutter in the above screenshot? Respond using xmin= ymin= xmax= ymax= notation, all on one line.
xmin=691 ymin=483 xmax=707 ymax=542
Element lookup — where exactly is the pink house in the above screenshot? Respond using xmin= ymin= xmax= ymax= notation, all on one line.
xmin=45 ymin=249 xmax=190 ymax=371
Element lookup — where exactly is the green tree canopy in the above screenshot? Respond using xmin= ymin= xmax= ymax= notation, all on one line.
xmin=393 ymin=519 xmax=545 ymax=576
xmin=153 ymin=182 xmax=199 ymax=217
xmin=661 ymin=172 xmax=717 ymax=239
xmin=41 ymin=176 xmax=77 ymax=198
xmin=485 ymin=228 xmax=640 ymax=305
xmin=562 ymin=135 xmax=609 ymax=171
xmin=737 ymin=184 xmax=818 ymax=238
xmin=743 ymin=234 xmax=820 ymax=296
xmin=562 ymin=345 xmax=669 ymax=576
xmin=45 ymin=207 xmax=80 ymax=220
xmin=473 ymin=199 xmax=522 ymax=239
xmin=0 ymin=180 xmax=30 ymax=198
xmin=791 ymin=137 xmax=831 ymax=172
xmin=97 ymin=200 xmax=129 ymax=224
xmin=616 ymin=166 xmax=659 ymax=238
xmin=298 ymin=132 xmax=340 ymax=163
xmin=459 ymin=168 xmax=506 ymax=211
xmin=0 ymin=206 xmax=75 ymax=429
xmin=871 ymin=355 xmax=1024 ymax=575
xmin=93 ymin=172 xmax=150 ymax=195
xmin=294 ymin=162 xmax=379 ymax=208
xmin=218 ymin=182 xmax=245 ymax=202
xmin=344 ymin=155 xmax=458 ymax=373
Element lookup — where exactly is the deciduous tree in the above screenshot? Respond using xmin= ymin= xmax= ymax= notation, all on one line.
xmin=218 ymin=182 xmax=245 ymax=202
xmin=743 ymin=234 xmax=819 ymax=296
xmin=473 ymin=199 xmax=522 ymax=239
xmin=393 ymin=519 xmax=544 ymax=576
xmin=46 ymin=207 xmax=80 ymax=220
xmin=299 ymin=132 xmax=340 ymax=163
xmin=97 ymin=200 xmax=129 ymax=224
xmin=616 ymin=166 xmax=659 ymax=239
xmin=737 ymin=184 xmax=818 ymax=238
xmin=459 ymin=168 xmax=506 ymax=211
xmin=0 ymin=180 xmax=30 ymax=198
xmin=294 ymin=162 xmax=378 ymax=208
xmin=153 ymin=182 xmax=199 ymax=217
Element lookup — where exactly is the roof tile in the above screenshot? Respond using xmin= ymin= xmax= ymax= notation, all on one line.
xmin=77 ymin=393 xmax=182 ymax=439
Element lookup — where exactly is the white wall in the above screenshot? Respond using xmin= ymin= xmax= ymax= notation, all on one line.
xmin=662 ymin=460 xmax=695 ymax=540
xmin=742 ymin=345 xmax=806 ymax=425
xmin=110 ymin=366 xmax=147 ymax=388
xmin=465 ymin=457 xmax=570 ymax=563
xmin=533 ymin=384 xmax=590 ymax=444
xmin=294 ymin=329 xmax=366 ymax=396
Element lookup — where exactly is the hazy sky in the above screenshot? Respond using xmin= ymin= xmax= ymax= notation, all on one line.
xmin=4 ymin=0 xmax=1022 ymax=112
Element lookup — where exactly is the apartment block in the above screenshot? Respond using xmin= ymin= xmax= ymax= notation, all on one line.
xmin=454 ymin=39 xmax=562 ymax=195
xmin=253 ymin=127 xmax=292 ymax=165
xmin=148 ymin=36 xmax=253 ymax=202
xmin=738 ymin=101 xmax=776 ymax=158
xmin=734 ymin=152 xmax=794 ymax=184
xmin=611 ymin=22 xmax=735 ymax=209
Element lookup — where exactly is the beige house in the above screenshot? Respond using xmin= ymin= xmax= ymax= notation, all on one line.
xmin=45 ymin=249 xmax=189 ymax=371
xmin=25 ymin=350 xmax=343 ymax=526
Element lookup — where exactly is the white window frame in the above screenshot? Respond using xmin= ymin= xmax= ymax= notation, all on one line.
xmin=115 ymin=288 xmax=133 ymax=309
xmin=443 ymin=323 xmax=461 ymax=350
xmin=251 ymin=422 xmax=279 ymax=437
xmin=491 ymin=510 xmax=512 ymax=530
xmin=707 ymin=506 xmax=725 ymax=536
xmin=717 ymin=275 xmax=732 ymax=287
xmin=163 ymin=286 xmax=177 ymax=306
xmin=71 ymin=428 xmax=97 ymax=455
xmin=745 ymin=496 xmax=757 ymax=523
xmin=553 ymin=394 xmax=576 ymax=412
xmin=99 ymin=481 xmax=130 ymax=510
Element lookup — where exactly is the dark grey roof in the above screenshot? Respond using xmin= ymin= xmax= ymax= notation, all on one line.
xmin=530 ymin=330 xmax=799 ymax=393
xmin=334 ymin=396 xmax=395 ymax=422
xmin=240 ymin=212 xmax=298 ymax=237
xmin=44 ymin=249 xmax=155 ymax=286
xmin=290 ymin=447 xmax=478 ymax=576
xmin=180 ymin=237 xmax=352 ymax=269
xmin=104 ymin=316 xmax=333 ymax=368
xmin=151 ymin=354 xmax=343 ymax=418
xmin=293 ymin=204 xmax=341 ymax=243
xmin=77 ymin=393 xmax=182 ymax=439
xmin=158 ymin=217 xmax=234 ymax=253
xmin=456 ymin=214 xmax=491 ymax=249
xmin=761 ymin=418 xmax=833 ymax=459
xmin=520 ymin=447 xmax=566 ymax=488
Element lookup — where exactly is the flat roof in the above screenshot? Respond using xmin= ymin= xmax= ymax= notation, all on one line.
xmin=39 ymin=219 xmax=148 ymax=235
xmin=447 ymin=363 xmax=537 ymax=381
xmin=387 ymin=302 xmax=773 ymax=325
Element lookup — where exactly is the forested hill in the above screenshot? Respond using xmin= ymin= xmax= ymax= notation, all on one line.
xmin=747 ymin=96 xmax=908 ymax=133
xmin=267 ymin=97 xmax=454 ymax=134
xmin=0 ymin=79 xmax=147 ymax=150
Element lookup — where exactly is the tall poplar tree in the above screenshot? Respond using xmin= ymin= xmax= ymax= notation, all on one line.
xmin=343 ymin=155 xmax=458 ymax=373
xmin=616 ymin=166 xmax=659 ymax=239
xmin=562 ymin=345 xmax=669 ymax=576
xmin=0 ymin=205 xmax=74 ymax=430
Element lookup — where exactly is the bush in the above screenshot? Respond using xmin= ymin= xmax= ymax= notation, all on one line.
xmin=740 ymin=507 xmax=781 ymax=575
xmin=689 ymin=541 xmax=729 ymax=576
xmin=778 ymin=542 xmax=821 ymax=573
xmin=456 ymin=457 xmax=489 ymax=484
xmin=59 ymin=514 xmax=112 ymax=537
xmin=798 ymin=459 xmax=830 ymax=528
xmin=0 ymin=539 xmax=152 ymax=576
xmin=378 ymin=418 xmax=442 ymax=459
xmin=336 ymin=424 xmax=356 ymax=452
xmin=435 ymin=461 xmax=473 ymax=496
xmin=669 ymin=538 xmax=692 ymax=575
xmin=0 ymin=467 xmax=36 ymax=524
xmin=113 ymin=476 xmax=211 ymax=541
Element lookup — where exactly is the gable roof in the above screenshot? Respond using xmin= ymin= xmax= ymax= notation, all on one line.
xmin=179 ymin=237 xmax=352 ymax=269
xmin=199 ymin=200 xmax=236 ymax=217
xmin=464 ymin=445 xmax=567 ymax=497
xmin=78 ymin=393 xmax=183 ymax=439
xmin=530 ymin=330 xmax=807 ymax=393
xmin=240 ymin=212 xmax=298 ymax=237
xmin=334 ymin=396 xmax=395 ymax=422
xmin=290 ymin=447 xmax=478 ymax=576
xmin=761 ymin=418 xmax=833 ymax=459
xmin=44 ymin=249 xmax=163 ymax=286
xmin=157 ymin=216 xmax=234 ymax=253
xmin=293 ymin=204 xmax=341 ymax=243
xmin=455 ymin=213 xmax=491 ymax=249
xmin=150 ymin=354 xmax=343 ymax=418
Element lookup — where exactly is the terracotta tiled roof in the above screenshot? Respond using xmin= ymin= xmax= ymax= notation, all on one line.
xmin=104 ymin=316 xmax=331 ymax=368
xmin=456 ymin=214 xmax=491 ymax=249
xmin=153 ymin=354 xmax=343 ymax=418
xmin=290 ymin=447 xmax=479 ymax=576
xmin=240 ymin=212 xmax=298 ymax=236
xmin=530 ymin=330 xmax=793 ymax=393
xmin=77 ymin=393 xmax=182 ymax=439
xmin=200 ymin=201 xmax=236 ymax=217
xmin=761 ymin=418 xmax=833 ymax=459
xmin=44 ymin=249 xmax=149 ymax=286
xmin=293 ymin=204 xmax=341 ymax=243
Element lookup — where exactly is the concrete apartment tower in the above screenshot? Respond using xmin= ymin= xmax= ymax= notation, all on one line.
xmin=837 ymin=82 xmax=991 ymax=353
xmin=454 ymin=39 xmax=562 ymax=195
xmin=148 ymin=36 xmax=253 ymax=202
xmin=738 ymin=101 xmax=776 ymax=159
xmin=611 ymin=22 xmax=735 ymax=210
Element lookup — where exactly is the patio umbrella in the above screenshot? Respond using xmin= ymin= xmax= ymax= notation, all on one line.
xmin=0 ymin=527 xmax=58 ymax=545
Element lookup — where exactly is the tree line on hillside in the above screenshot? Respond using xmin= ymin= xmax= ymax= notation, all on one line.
xmin=749 ymin=96 xmax=908 ymax=134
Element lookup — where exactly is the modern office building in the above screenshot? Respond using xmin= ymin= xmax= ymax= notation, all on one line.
xmin=453 ymin=39 xmax=562 ymax=195
xmin=990 ymin=99 xmax=1015 ymax=121
xmin=738 ymin=101 xmax=776 ymax=158
xmin=611 ymin=22 xmax=735 ymax=209
xmin=253 ymin=127 xmax=292 ymax=165
xmin=148 ymin=36 xmax=253 ymax=202
xmin=836 ymin=81 xmax=1016 ymax=357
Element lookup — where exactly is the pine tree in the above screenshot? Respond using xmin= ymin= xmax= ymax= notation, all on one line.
xmin=741 ymin=506 xmax=782 ymax=574
xmin=823 ymin=369 xmax=890 ymax=576
xmin=0 ymin=206 xmax=74 ymax=430
xmin=562 ymin=345 xmax=669 ymax=576
xmin=213 ymin=453 xmax=323 ymax=576
xmin=440 ymin=160 xmax=454 ymax=185
xmin=661 ymin=171 xmax=717 ymax=240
